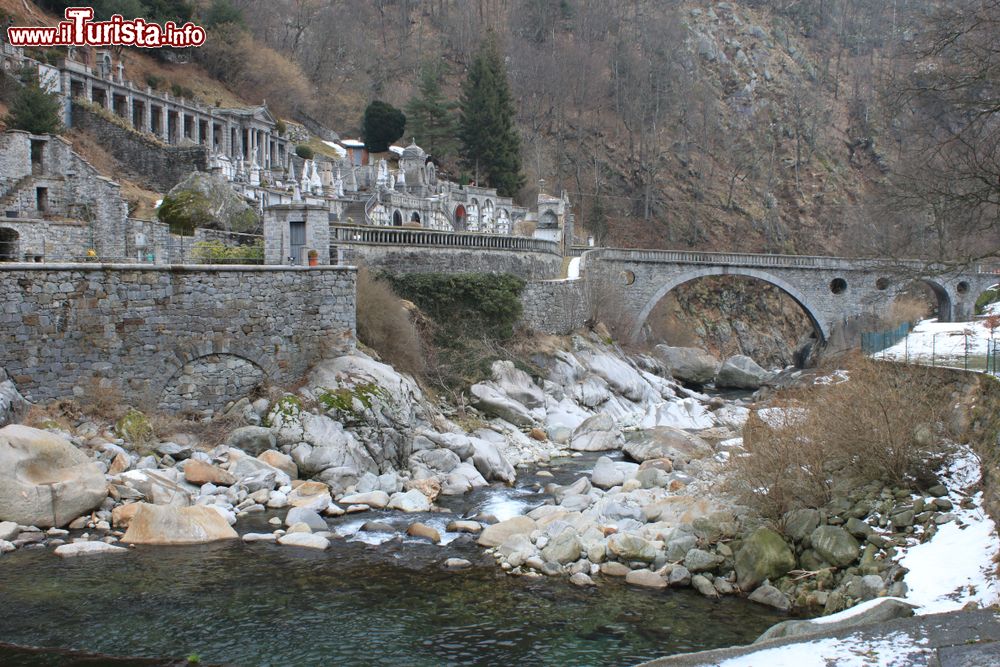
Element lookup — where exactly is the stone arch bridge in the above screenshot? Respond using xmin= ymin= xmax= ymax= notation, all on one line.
xmin=578 ymin=249 xmax=999 ymax=343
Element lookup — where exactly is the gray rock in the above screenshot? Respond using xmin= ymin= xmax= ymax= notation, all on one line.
xmin=684 ymin=548 xmax=724 ymax=573
xmin=626 ymin=569 xmax=667 ymax=589
xmin=623 ymin=426 xmax=712 ymax=463
xmin=387 ymin=489 xmax=431 ymax=513
xmin=155 ymin=442 xmax=192 ymax=460
xmin=668 ymin=565 xmax=692 ymax=586
xmin=409 ymin=448 xmax=461 ymax=476
xmin=444 ymin=558 xmax=472 ymax=569
xmin=784 ymin=508 xmax=821 ymax=542
xmin=692 ymin=574 xmax=720 ymax=598
xmin=339 ymin=491 xmax=390 ymax=509
xmin=716 ymin=355 xmax=774 ymax=389
xmin=845 ymin=517 xmax=873 ymax=538
xmin=469 ymin=383 xmax=535 ymax=426
xmin=499 ymin=534 xmax=538 ymax=567
xmin=317 ymin=466 xmax=360 ymax=495
xmin=755 ymin=598 xmax=918 ymax=643
xmin=471 ymin=438 xmax=516 ymax=484
xmin=653 ymin=345 xmax=720 ymax=385
xmin=477 ymin=516 xmax=536 ymax=547
xmin=735 ymin=527 xmax=796 ymax=590
xmin=748 ymin=583 xmax=791 ymax=611
xmin=225 ymin=427 xmax=276 ymax=456
xmin=570 ymin=413 xmax=620 ymax=452
xmin=491 ymin=361 xmax=545 ymax=408
xmin=570 ymin=572 xmax=596 ymax=587
xmin=541 ymin=529 xmax=582 ymax=565
xmin=591 ymin=456 xmax=625 ymax=489
xmin=285 ymin=507 xmax=327 ymax=532
xmin=666 ymin=533 xmax=698 ymax=561
xmin=811 ymin=525 xmax=860 ymax=568
xmin=277 ymin=533 xmax=330 ymax=550
xmin=0 ymin=521 xmax=19 ymax=541
xmin=54 ymin=541 xmax=128 ymax=557
xmin=165 ymin=171 xmax=261 ymax=233
xmin=0 ymin=371 xmax=27 ymax=428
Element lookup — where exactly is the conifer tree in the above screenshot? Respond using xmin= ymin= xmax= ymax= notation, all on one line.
xmin=459 ymin=33 xmax=524 ymax=197
xmin=405 ymin=61 xmax=459 ymax=160
xmin=4 ymin=73 xmax=63 ymax=135
xmin=362 ymin=100 xmax=406 ymax=153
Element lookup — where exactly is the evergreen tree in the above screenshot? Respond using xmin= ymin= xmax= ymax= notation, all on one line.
xmin=404 ymin=61 xmax=459 ymax=160
xmin=362 ymin=100 xmax=406 ymax=153
xmin=4 ymin=74 xmax=63 ymax=135
xmin=459 ymin=33 xmax=524 ymax=197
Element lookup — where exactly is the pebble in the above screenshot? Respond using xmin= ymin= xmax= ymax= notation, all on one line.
xmin=444 ymin=558 xmax=472 ymax=569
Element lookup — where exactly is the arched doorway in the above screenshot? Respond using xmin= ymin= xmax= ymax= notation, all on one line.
xmin=0 ymin=228 xmax=19 ymax=261
xmin=454 ymin=205 xmax=467 ymax=231
xmin=410 ymin=212 xmax=421 ymax=225
xmin=392 ymin=210 xmax=403 ymax=227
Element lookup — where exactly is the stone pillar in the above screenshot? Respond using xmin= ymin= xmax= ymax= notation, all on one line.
xmin=125 ymin=93 xmax=134 ymax=130
xmin=143 ymin=98 xmax=152 ymax=134
xmin=191 ymin=113 xmax=200 ymax=144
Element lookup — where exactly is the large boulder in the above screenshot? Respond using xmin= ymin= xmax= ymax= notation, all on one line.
xmin=409 ymin=448 xmax=461 ymax=477
xmin=623 ymin=426 xmax=712 ymax=464
xmin=606 ymin=533 xmax=657 ymax=563
xmin=161 ymin=171 xmax=261 ymax=233
xmin=121 ymin=503 xmax=238 ymax=544
xmin=570 ymin=413 xmax=620 ymax=451
xmin=591 ymin=456 xmax=625 ymax=489
xmin=0 ymin=425 xmax=107 ymax=527
xmin=491 ymin=361 xmax=546 ymax=409
xmin=469 ymin=383 xmax=535 ymax=426
xmin=716 ymin=355 xmax=774 ymax=390
xmin=477 ymin=515 xmax=536 ymax=547
xmin=734 ymin=527 xmax=796 ymax=590
xmin=811 ymin=525 xmax=861 ymax=567
xmin=654 ymin=346 xmax=720 ymax=385
xmin=308 ymin=352 xmax=425 ymax=430
xmin=292 ymin=416 xmax=379 ymax=476
xmin=470 ymin=438 xmax=516 ymax=484
xmin=224 ymin=426 xmax=276 ymax=456
xmin=0 ymin=368 xmax=27 ymax=427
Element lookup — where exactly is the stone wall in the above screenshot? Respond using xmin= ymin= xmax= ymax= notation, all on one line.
xmin=0 ymin=264 xmax=356 ymax=413
xmin=337 ymin=244 xmax=563 ymax=280
xmin=70 ymin=104 xmax=208 ymax=192
xmin=1 ymin=131 xmax=128 ymax=259
xmin=519 ymin=279 xmax=588 ymax=335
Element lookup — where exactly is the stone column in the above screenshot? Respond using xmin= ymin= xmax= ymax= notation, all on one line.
xmin=143 ymin=100 xmax=152 ymax=134
xmin=191 ymin=113 xmax=200 ymax=144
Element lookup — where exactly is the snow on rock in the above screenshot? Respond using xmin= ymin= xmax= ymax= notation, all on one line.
xmin=717 ymin=631 xmax=934 ymax=667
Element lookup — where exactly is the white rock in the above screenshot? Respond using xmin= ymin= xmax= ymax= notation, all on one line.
xmin=54 ymin=541 xmax=128 ymax=557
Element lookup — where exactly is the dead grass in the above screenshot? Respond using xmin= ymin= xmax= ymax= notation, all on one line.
xmin=730 ymin=356 xmax=952 ymax=518
xmin=356 ymin=267 xmax=426 ymax=379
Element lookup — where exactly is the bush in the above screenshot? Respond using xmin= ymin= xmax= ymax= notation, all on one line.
xmin=356 ymin=268 xmax=425 ymax=378
xmin=362 ymin=100 xmax=406 ymax=153
xmin=295 ymin=144 xmax=314 ymax=159
xmin=190 ymin=239 xmax=263 ymax=264
xmin=729 ymin=357 xmax=951 ymax=518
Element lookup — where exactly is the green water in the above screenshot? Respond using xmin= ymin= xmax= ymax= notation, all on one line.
xmin=0 ymin=535 xmax=781 ymax=666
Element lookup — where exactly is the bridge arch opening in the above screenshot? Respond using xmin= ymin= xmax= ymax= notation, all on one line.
xmin=884 ymin=280 xmax=954 ymax=324
xmin=637 ymin=271 xmax=825 ymax=368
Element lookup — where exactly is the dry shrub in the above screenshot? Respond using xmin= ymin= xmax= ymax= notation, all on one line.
xmin=76 ymin=377 xmax=127 ymax=423
xmin=356 ymin=267 xmax=426 ymax=378
xmin=730 ymin=357 xmax=951 ymax=518
xmin=585 ymin=275 xmax=636 ymax=343
xmin=889 ymin=295 xmax=932 ymax=327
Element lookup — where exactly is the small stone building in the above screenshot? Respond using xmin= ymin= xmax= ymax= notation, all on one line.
xmin=263 ymin=203 xmax=330 ymax=265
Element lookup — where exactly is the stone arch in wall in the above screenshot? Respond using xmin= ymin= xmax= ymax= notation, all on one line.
xmin=454 ymin=204 xmax=467 ymax=231
xmin=410 ymin=211 xmax=421 ymax=225
xmin=159 ymin=352 xmax=266 ymax=414
xmin=392 ymin=210 xmax=403 ymax=227
xmin=0 ymin=228 xmax=19 ymax=261
xmin=630 ymin=267 xmax=831 ymax=343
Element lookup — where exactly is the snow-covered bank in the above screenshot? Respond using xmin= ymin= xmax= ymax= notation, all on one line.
xmin=898 ymin=447 xmax=1000 ymax=614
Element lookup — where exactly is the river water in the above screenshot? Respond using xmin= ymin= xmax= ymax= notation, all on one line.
xmin=0 ymin=454 xmax=782 ymax=666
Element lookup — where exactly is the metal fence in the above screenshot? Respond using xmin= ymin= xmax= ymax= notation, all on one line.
xmin=860 ymin=322 xmax=910 ymax=355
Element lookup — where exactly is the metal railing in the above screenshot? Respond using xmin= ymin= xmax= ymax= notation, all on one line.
xmin=861 ymin=322 xmax=911 ymax=355
xmin=329 ymin=224 xmax=561 ymax=254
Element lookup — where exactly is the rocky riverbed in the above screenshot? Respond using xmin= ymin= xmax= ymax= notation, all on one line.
xmin=0 ymin=333 xmax=995 ymax=663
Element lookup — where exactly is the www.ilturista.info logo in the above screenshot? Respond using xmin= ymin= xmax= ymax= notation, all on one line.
xmin=6 ymin=7 xmax=206 ymax=48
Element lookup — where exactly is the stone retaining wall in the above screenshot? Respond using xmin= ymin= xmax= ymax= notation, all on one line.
xmin=0 ymin=264 xmax=356 ymax=412
xmin=336 ymin=244 xmax=562 ymax=280
xmin=519 ymin=280 xmax=588 ymax=334
xmin=70 ymin=104 xmax=208 ymax=192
